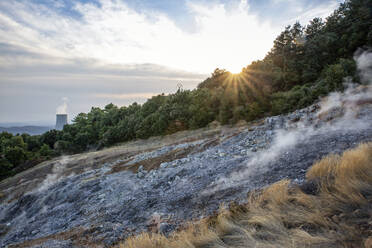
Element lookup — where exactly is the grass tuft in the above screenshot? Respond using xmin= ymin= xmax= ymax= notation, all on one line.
xmin=118 ymin=142 xmax=372 ymax=248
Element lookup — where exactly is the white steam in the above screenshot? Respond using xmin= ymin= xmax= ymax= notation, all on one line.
xmin=37 ymin=156 xmax=72 ymax=192
xmin=318 ymin=49 xmax=372 ymax=119
xmin=203 ymin=49 xmax=372 ymax=195
xmin=355 ymin=49 xmax=372 ymax=84
xmin=56 ymin=97 xmax=68 ymax=114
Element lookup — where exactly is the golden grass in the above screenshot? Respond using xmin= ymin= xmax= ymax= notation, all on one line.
xmin=119 ymin=142 xmax=372 ymax=248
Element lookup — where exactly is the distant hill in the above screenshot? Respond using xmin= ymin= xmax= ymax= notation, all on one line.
xmin=0 ymin=126 xmax=53 ymax=135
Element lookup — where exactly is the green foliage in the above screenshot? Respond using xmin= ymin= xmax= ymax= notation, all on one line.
xmin=0 ymin=132 xmax=54 ymax=180
xmin=4 ymin=146 xmax=27 ymax=166
xmin=39 ymin=144 xmax=53 ymax=157
xmin=271 ymin=85 xmax=314 ymax=114
xmin=0 ymin=157 xmax=13 ymax=177
xmin=41 ymin=129 xmax=59 ymax=149
xmin=23 ymin=135 xmax=41 ymax=152
xmin=7 ymin=136 xmax=27 ymax=149
xmin=188 ymin=89 xmax=216 ymax=128
xmin=320 ymin=58 xmax=357 ymax=92
xmin=1 ymin=0 xmax=370 ymax=180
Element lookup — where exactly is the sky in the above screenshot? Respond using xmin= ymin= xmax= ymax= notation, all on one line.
xmin=0 ymin=0 xmax=343 ymax=125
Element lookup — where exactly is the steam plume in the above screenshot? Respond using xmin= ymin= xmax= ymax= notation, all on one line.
xmin=355 ymin=48 xmax=372 ymax=84
xmin=203 ymin=49 xmax=372 ymax=195
xmin=56 ymin=97 xmax=68 ymax=114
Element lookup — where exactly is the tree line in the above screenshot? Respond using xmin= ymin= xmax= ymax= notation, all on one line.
xmin=1 ymin=0 xmax=371 ymax=180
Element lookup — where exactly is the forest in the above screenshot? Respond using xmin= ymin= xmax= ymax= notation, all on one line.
xmin=1 ymin=0 xmax=371 ymax=180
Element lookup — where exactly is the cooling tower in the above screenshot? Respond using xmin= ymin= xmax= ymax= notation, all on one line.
xmin=56 ymin=114 xmax=68 ymax=130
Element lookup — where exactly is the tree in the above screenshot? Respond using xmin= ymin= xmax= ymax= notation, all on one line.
xmin=9 ymin=136 xmax=27 ymax=149
xmin=0 ymin=157 xmax=13 ymax=177
xmin=305 ymin=18 xmax=324 ymax=39
xmin=24 ymin=135 xmax=41 ymax=152
xmin=4 ymin=146 xmax=26 ymax=166
xmin=39 ymin=144 xmax=53 ymax=157
xmin=41 ymin=130 xmax=59 ymax=148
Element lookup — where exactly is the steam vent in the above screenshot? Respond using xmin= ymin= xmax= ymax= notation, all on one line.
xmin=56 ymin=114 xmax=67 ymax=130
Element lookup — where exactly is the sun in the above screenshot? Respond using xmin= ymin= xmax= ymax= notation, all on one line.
xmin=226 ymin=64 xmax=243 ymax=74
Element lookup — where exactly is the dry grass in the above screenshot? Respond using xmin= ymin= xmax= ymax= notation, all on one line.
xmin=119 ymin=142 xmax=372 ymax=248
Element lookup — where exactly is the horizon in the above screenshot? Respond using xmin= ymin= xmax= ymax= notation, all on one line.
xmin=0 ymin=0 xmax=343 ymax=124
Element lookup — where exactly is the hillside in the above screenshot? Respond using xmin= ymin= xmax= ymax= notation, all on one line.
xmin=0 ymin=1 xmax=371 ymax=247
xmin=124 ymin=142 xmax=372 ymax=248
xmin=0 ymin=83 xmax=371 ymax=247
xmin=0 ymin=126 xmax=53 ymax=136
xmin=1 ymin=0 xmax=371 ymax=182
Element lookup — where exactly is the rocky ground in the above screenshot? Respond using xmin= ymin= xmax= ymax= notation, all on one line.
xmin=0 ymin=86 xmax=372 ymax=248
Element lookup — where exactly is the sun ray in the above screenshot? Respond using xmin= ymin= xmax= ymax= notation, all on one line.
xmin=241 ymin=72 xmax=272 ymax=104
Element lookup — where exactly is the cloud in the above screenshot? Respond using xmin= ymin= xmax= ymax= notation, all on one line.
xmin=0 ymin=0 xmax=341 ymax=73
xmin=252 ymin=0 xmax=342 ymax=27
xmin=0 ymin=50 xmax=205 ymax=123
xmin=94 ymin=92 xmax=159 ymax=100
xmin=0 ymin=0 xmax=343 ymax=123
xmin=288 ymin=0 xmax=341 ymax=25
xmin=0 ymin=0 xmax=282 ymax=73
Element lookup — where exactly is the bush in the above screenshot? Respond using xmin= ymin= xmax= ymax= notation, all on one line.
xmin=39 ymin=144 xmax=53 ymax=157
xmin=4 ymin=146 xmax=26 ymax=166
xmin=271 ymin=85 xmax=314 ymax=115
xmin=320 ymin=58 xmax=356 ymax=92
xmin=0 ymin=158 xmax=13 ymax=177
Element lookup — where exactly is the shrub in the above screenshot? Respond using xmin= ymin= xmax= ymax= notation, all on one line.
xmin=39 ymin=144 xmax=53 ymax=157
xmin=4 ymin=146 xmax=26 ymax=166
